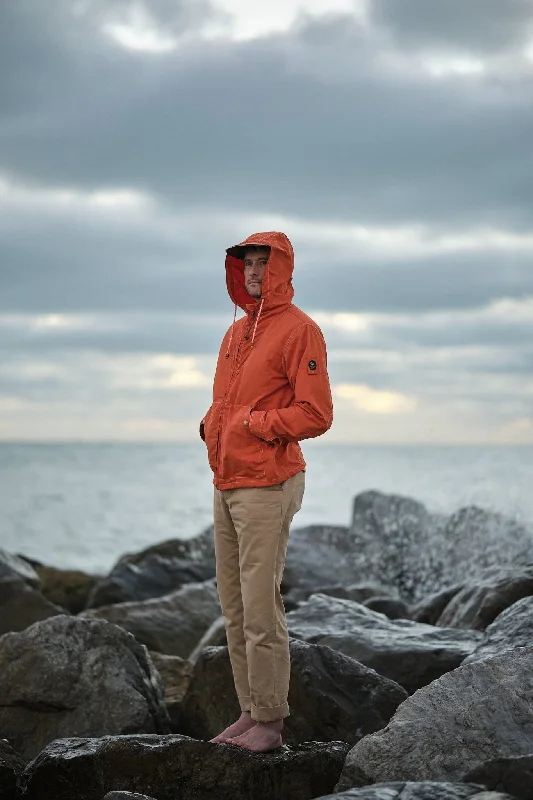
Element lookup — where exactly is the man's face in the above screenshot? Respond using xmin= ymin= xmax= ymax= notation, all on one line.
xmin=243 ymin=247 xmax=270 ymax=299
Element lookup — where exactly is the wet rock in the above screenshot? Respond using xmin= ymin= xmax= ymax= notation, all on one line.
xmin=148 ymin=651 xmax=193 ymax=730
xmin=0 ymin=578 xmax=65 ymax=636
xmin=0 ymin=739 xmax=25 ymax=799
xmin=20 ymin=734 xmax=350 ymax=800
xmin=87 ymin=554 xmax=216 ymax=608
xmin=20 ymin=557 xmax=99 ymax=614
xmin=436 ymin=565 xmax=533 ymax=630
xmin=411 ymin=585 xmax=464 ymax=625
xmin=287 ymin=594 xmax=481 ymax=694
xmin=350 ymin=492 xmax=533 ymax=603
xmin=463 ymin=596 xmax=533 ymax=664
xmin=188 ymin=615 xmax=227 ymax=663
xmin=0 ymin=615 xmax=170 ymax=761
xmin=0 ymin=549 xmax=41 ymax=587
xmin=316 ymin=783 xmax=516 ymax=800
xmin=81 ymin=579 xmax=221 ymax=656
xmin=363 ymin=597 xmax=411 ymax=620
xmin=336 ymin=646 xmax=533 ymax=790
xmin=462 ymin=754 xmax=533 ymax=799
xmin=178 ymin=640 xmax=407 ymax=746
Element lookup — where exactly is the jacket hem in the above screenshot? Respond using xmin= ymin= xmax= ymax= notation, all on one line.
xmin=213 ymin=464 xmax=306 ymax=491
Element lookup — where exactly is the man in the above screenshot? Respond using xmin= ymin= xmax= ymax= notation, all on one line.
xmin=200 ymin=231 xmax=333 ymax=752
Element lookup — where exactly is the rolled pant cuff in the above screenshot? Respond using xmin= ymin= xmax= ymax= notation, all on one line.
xmin=251 ymin=702 xmax=290 ymax=723
xmin=238 ymin=695 xmax=251 ymax=713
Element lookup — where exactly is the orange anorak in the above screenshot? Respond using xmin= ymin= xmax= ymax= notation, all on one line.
xmin=201 ymin=231 xmax=333 ymax=490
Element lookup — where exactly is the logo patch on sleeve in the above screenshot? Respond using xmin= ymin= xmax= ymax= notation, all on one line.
xmin=308 ymin=359 xmax=318 ymax=375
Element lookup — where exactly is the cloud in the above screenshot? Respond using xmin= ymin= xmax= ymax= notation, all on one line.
xmin=334 ymin=383 xmax=417 ymax=414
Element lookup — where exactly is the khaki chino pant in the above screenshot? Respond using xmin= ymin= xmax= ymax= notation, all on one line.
xmin=213 ymin=471 xmax=305 ymax=723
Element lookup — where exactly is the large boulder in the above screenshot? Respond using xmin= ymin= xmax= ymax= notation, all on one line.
xmin=116 ymin=529 xmax=215 ymax=570
xmin=349 ymin=492 xmax=533 ymax=603
xmin=463 ymin=597 xmax=533 ymax=665
xmin=0 ymin=548 xmax=65 ymax=635
xmin=283 ymin=525 xmax=359 ymax=593
xmin=178 ymin=640 xmax=407 ymax=746
xmin=148 ymin=651 xmax=194 ymax=730
xmin=462 ymin=755 xmax=533 ymax=800
xmin=336 ymin=646 xmax=533 ymax=790
xmin=81 ymin=579 xmax=221 ymax=657
xmin=411 ymin=585 xmax=464 ymax=625
xmin=436 ymin=565 xmax=533 ymax=630
xmin=0 ymin=739 xmax=25 ymax=799
xmin=287 ymin=594 xmax=481 ymax=694
xmin=20 ymin=734 xmax=350 ymax=800
xmin=315 ymin=783 xmax=516 ymax=800
xmin=0 ymin=615 xmax=170 ymax=761
xmin=86 ymin=554 xmax=215 ymax=608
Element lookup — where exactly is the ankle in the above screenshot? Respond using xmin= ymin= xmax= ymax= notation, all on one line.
xmin=257 ymin=718 xmax=283 ymax=731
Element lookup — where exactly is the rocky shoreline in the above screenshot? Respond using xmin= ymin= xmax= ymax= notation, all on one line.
xmin=1 ymin=489 xmax=533 ymax=800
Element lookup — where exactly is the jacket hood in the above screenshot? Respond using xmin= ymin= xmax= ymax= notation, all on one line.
xmin=225 ymin=231 xmax=294 ymax=314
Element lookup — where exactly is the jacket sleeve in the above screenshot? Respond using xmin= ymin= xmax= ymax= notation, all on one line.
xmin=249 ymin=323 xmax=333 ymax=443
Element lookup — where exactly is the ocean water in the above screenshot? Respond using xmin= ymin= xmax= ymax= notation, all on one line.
xmin=0 ymin=442 xmax=532 ymax=574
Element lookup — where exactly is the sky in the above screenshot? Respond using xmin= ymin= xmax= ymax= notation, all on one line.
xmin=1 ymin=0 xmax=533 ymax=444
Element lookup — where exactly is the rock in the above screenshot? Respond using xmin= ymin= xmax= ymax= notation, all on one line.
xmin=349 ymin=492 xmax=533 ymax=603
xmin=316 ymin=783 xmax=516 ymax=800
xmin=87 ymin=554 xmax=216 ymax=608
xmin=0 ymin=739 xmax=25 ymax=799
xmin=19 ymin=557 xmax=99 ymax=614
xmin=20 ymin=734 xmax=350 ymax=800
xmin=282 ymin=584 xmax=390 ymax=613
xmin=411 ymin=585 xmax=464 ymax=625
xmin=116 ymin=528 xmax=215 ymax=569
xmin=188 ymin=615 xmax=227 ymax=663
xmin=283 ymin=525 xmax=359 ymax=593
xmin=287 ymin=594 xmax=481 ymax=694
xmin=148 ymin=651 xmax=193 ymax=730
xmin=178 ymin=640 xmax=407 ymax=746
xmin=0 ymin=549 xmax=41 ymax=587
xmin=462 ymin=755 xmax=533 ymax=800
xmin=463 ymin=596 xmax=533 ymax=664
xmin=81 ymin=579 xmax=221 ymax=656
xmin=0 ymin=577 xmax=65 ymax=636
xmin=104 ymin=793 xmax=158 ymax=800
xmin=336 ymin=646 xmax=533 ymax=790
xmin=0 ymin=615 xmax=170 ymax=761
xmin=363 ymin=597 xmax=411 ymax=620
xmin=436 ymin=565 xmax=533 ymax=630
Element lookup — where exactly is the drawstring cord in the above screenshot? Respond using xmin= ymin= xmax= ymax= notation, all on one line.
xmin=225 ymin=303 xmax=238 ymax=359
xmin=251 ymin=298 xmax=264 ymax=347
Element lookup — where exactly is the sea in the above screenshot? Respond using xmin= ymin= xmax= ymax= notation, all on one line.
xmin=1 ymin=442 xmax=532 ymax=575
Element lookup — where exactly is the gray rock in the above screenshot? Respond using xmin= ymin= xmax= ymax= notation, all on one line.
xmin=104 ymin=794 xmax=158 ymax=800
xmin=283 ymin=525 xmax=361 ymax=592
xmin=87 ymin=554 xmax=215 ymax=607
xmin=116 ymin=528 xmax=215 ymax=569
xmin=0 ymin=615 xmax=170 ymax=761
xmin=0 ymin=577 xmax=65 ymax=636
xmin=363 ymin=597 xmax=411 ymax=620
xmin=178 ymin=640 xmax=407 ymax=746
xmin=0 ymin=738 xmax=25 ymax=798
xmin=188 ymin=615 xmax=227 ymax=663
xmin=336 ymin=646 xmax=533 ymax=790
xmin=20 ymin=734 xmax=350 ymax=800
xmin=316 ymin=783 xmax=515 ymax=800
xmin=287 ymin=594 xmax=481 ymax=694
xmin=148 ymin=651 xmax=193 ymax=730
xmin=436 ymin=565 xmax=533 ymax=630
xmin=463 ymin=597 xmax=533 ymax=664
xmin=411 ymin=585 xmax=464 ymax=625
xmin=0 ymin=548 xmax=41 ymax=587
xmin=81 ymin=579 xmax=221 ymax=656
xmin=350 ymin=492 xmax=533 ymax=603
xmin=462 ymin=754 xmax=533 ymax=799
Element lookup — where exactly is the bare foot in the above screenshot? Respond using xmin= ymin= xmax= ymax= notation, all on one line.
xmin=220 ymin=720 xmax=283 ymax=752
xmin=210 ymin=711 xmax=255 ymax=743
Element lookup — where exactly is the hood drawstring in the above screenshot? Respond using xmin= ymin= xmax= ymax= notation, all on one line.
xmin=225 ymin=303 xmax=238 ymax=359
xmin=251 ymin=298 xmax=264 ymax=347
